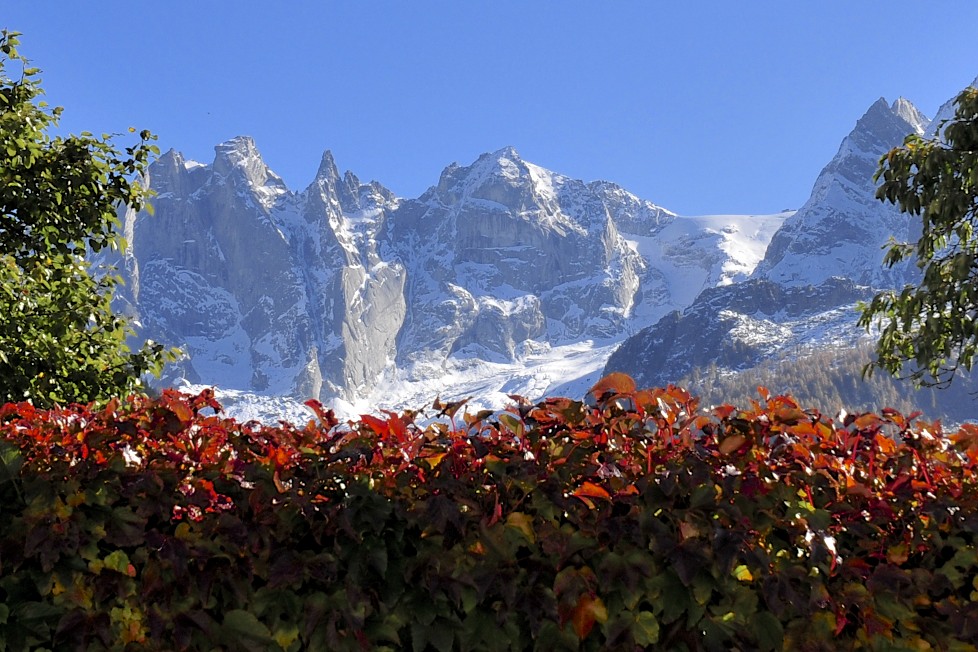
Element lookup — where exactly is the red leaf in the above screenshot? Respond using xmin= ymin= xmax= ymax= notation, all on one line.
xmin=304 ymin=399 xmax=338 ymax=428
xmin=834 ymin=607 xmax=848 ymax=636
xmin=382 ymin=411 xmax=409 ymax=443
xmin=360 ymin=414 xmax=389 ymax=438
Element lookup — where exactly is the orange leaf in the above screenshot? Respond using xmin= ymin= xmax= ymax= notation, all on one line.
xmin=589 ymin=373 xmax=636 ymax=399
xmin=615 ymin=484 xmax=639 ymax=498
xmin=571 ymin=594 xmax=608 ymax=639
xmin=774 ymin=406 xmax=807 ymax=425
xmin=632 ymin=389 xmax=658 ymax=412
xmin=786 ymin=421 xmax=817 ymax=437
xmin=423 ymin=452 xmax=447 ymax=469
xmin=573 ymin=481 xmax=611 ymax=502
xmin=713 ymin=404 xmax=737 ymax=420
xmin=168 ymin=400 xmax=194 ymax=426
xmin=854 ymin=413 xmax=881 ymax=430
xmin=718 ymin=434 xmax=747 ymax=455
xmin=875 ymin=434 xmax=896 ymax=454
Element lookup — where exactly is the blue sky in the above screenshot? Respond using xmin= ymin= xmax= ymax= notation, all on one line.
xmin=4 ymin=2 xmax=978 ymax=215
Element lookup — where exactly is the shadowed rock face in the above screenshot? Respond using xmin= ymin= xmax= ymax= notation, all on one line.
xmin=606 ymin=95 xmax=936 ymax=388
xmin=604 ymin=278 xmax=875 ymax=388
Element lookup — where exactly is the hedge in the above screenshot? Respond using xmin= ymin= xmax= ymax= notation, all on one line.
xmin=1 ymin=374 xmax=977 ymax=651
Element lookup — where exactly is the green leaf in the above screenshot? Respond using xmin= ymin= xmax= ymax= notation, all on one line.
xmin=753 ymin=610 xmax=784 ymax=651
xmin=13 ymin=601 xmax=64 ymax=637
xmin=103 ymin=550 xmax=134 ymax=575
xmin=105 ymin=506 xmax=146 ymax=547
xmin=632 ymin=611 xmax=659 ymax=646
xmin=498 ymin=413 xmax=525 ymax=438
xmin=223 ymin=610 xmax=274 ymax=651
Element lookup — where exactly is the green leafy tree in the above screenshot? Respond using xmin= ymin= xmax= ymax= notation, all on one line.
xmin=0 ymin=31 xmax=172 ymax=407
xmin=859 ymin=86 xmax=978 ymax=387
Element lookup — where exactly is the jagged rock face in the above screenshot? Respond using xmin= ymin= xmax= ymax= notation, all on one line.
xmin=126 ymin=138 xmax=406 ymax=401
xmin=383 ymin=147 xmax=658 ymax=360
xmin=754 ymin=99 xmax=930 ymax=288
xmin=129 ymin=139 xmax=309 ymax=393
xmin=125 ymin=140 xmax=779 ymax=406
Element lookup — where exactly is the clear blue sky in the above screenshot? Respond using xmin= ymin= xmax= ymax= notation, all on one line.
xmin=4 ymin=2 xmax=978 ymax=215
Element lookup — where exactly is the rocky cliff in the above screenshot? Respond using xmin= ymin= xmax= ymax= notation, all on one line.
xmin=123 ymin=142 xmax=779 ymax=410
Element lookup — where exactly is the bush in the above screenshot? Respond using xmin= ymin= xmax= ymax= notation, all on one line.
xmin=2 ymin=375 xmax=978 ymax=651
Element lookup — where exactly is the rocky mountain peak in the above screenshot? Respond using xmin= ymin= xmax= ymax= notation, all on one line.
xmin=149 ymin=147 xmax=187 ymax=186
xmin=846 ymin=97 xmax=925 ymax=155
xmin=428 ymin=146 xmax=540 ymax=209
xmin=315 ymin=150 xmax=341 ymax=184
xmin=211 ymin=136 xmax=288 ymax=203
xmin=752 ymin=95 xmax=929 ymax=288
xmin=891 ymin=97 xmax=930 ymax=135
xmin=147 ymin=148 xmax=209 ymax=199
xmin=213 ymin=135 xmax=261 ymax=167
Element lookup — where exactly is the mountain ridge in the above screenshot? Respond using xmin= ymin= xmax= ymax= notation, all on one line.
xmin=122 ymin=135 xmax=784 ymax=418
xmin=114 ymin=80 xmax=978 ymax=422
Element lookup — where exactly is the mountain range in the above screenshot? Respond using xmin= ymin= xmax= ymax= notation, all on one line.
xmin=115 ymin=80 xmax=975 ymax=422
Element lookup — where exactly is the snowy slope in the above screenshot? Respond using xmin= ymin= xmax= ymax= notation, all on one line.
xmin=625 ymin=212 xmax=789 ymax=324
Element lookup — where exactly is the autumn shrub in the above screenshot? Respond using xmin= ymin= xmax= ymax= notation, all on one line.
xmin=2 ymin=374 xmax=978 ymax=651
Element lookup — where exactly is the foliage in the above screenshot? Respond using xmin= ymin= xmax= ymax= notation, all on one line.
xmin=0 ymin=30 xmax=171 ymax=407
xmin=680 ymin=340 xmax=978 ymax=425
xmin=860 ymin=85 xmax=978 ymax=387
xmin=3 ymin=375 xmax=978 ymax=650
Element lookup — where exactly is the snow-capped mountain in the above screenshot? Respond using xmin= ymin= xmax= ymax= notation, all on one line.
xmin=605 ymin=94 xmax=936 ymax=389
xmin=122 ymin=142 xmax=784 ymax=417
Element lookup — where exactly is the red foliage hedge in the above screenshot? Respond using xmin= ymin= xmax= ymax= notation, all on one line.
xmin=2 ymin=374 xmax=978 ymax=651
